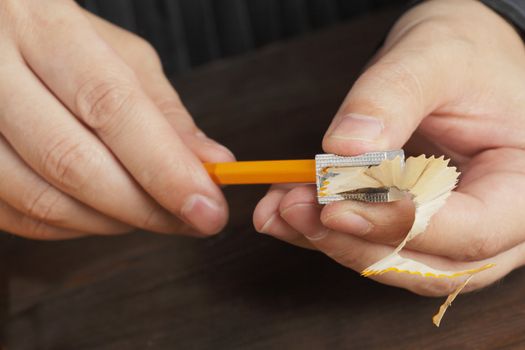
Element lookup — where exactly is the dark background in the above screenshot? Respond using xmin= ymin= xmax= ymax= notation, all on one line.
xmin=4 ymin=2 xmax=524 ymax=350
xmin=78 ymin=0 xmax=407 ymax=76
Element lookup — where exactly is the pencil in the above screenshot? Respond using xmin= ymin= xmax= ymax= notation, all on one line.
xmin=204 ymin=159 xmax=316 ymax=185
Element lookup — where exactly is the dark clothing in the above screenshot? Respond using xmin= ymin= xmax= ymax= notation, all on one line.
xmin=410 ymin=0 xmax=525 ymax=38
xmin=78 ymin=0 xmax=406 ymax=76
xmin=480 ymin=0 xmax=525 ymax=38
xmin=80 ymin=0 xmax=525 ymax=77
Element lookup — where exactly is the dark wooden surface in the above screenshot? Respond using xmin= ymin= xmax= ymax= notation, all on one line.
xmin=2 ymin=9 xmax=525 ymax=350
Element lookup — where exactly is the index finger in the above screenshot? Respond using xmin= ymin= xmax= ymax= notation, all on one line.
xmin=19 ymin=3 xmax=227 ymax=234
xmin=277 ymin=185 xmax=520 ymax=297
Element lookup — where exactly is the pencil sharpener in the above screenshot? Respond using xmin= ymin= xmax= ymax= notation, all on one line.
xmin=315 ymin=150 xmax=405 ymax=204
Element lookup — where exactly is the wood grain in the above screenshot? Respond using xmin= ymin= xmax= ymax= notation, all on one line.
xmin=2 ymin=8 xmax=525 ymax=350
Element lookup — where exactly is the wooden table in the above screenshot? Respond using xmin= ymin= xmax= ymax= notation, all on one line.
xmin=2 ymin=9 xmax=525 ymax=350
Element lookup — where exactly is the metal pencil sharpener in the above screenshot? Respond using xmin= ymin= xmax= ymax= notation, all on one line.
xmin=315 ymin=150 xmax=405 ymax=205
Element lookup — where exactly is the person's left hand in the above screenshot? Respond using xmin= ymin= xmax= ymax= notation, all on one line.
xmin=252 ymin=0 xmax=525 ymax=297
xmin=0 ymin=2 xmax=235 ymax=240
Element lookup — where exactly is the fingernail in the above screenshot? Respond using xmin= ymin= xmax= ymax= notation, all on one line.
xmin=329 ymin=114 xmax=383 ymax=142
xmin=326 ymin=211 xmax=372 ymax=236
xmin=181 ymin=194 xmax=225 ymax=235
xmin=214 ymin=143 xmax=236 ymax=161
xmin=258 ymin=213 xmax=276 ymax=234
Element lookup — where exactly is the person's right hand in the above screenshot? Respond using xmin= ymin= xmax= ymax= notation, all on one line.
xmin=253 ymin=0 xmax=525 ymax=296
xmin=0 ymin=0 xmax=235 ymax=240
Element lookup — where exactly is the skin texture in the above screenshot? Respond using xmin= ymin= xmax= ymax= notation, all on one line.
xmin=253 ymin=0 xmax=525 ymax=296
xmin=0 ymin=0 xmax=236 ymax=239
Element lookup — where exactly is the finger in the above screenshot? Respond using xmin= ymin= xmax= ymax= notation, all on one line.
xmin=319 ymin=20 xmax=525 ymax=264
xmin=20 ymin=3 xmax=227 ymax=234
xmin=311 ymin=219 xmax=523 ymax=297
xmin=83 ymin=10 xmax=235 ymax=163
xmin=321 ymin=194 xmax=415 ymax=246
xmin=320 ymin=148 xmax=525 ymax=263
xmin=278 ymin=185 xmax=330 ymax=240
xmin=320 ymin=189 xmax=482 ymax=260
xmin=0 ymin=200 xmax=89 ymax=240
xmin=411 ymin=148 xmax=525 ymax=261
xmin=253 ymin=185 xmax=314 ymax=250
xmin=0 ymin=135 xmax=130 ymax=235
xmin=0 ymin=54 xmax=182 ymax=234
xmin=139 ymin=70 xmax=236 ymax=164
xmin=322 ymin=21 xmax=462 ymax=156
xmin=136 ymin=63 xmax=236 ymax=164
xmin=279 ymin=188 xmax=524 ymax=296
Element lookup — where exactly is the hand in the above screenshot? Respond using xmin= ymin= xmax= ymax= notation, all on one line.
xmin=0 ymin=0 xmax=234 ymax=239
xmin=253 ymin=0 xmax=525 ymax=296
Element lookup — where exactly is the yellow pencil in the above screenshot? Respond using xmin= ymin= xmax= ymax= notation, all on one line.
xmin=204 ymin=160 xmax=316 ymax=185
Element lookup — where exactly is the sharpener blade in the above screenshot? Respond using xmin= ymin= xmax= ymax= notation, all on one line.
xmin=315 ymin=150 xmax=404 ymax=204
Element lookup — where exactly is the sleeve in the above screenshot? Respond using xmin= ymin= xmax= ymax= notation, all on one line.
xmin=479 ymin=0 xmax=525 ymax=38
xmin=409 ymin=0 xmax=525 ymax=39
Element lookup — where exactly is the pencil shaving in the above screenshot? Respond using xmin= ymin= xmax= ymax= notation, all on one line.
xmin=432 ymin=276 xmax=473 ymax=327
xmin=324 ymin=155 xmax=494 ymax=326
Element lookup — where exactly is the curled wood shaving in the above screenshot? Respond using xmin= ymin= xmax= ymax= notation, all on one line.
xmin=324 ymin=155 xmax=494 ymax=326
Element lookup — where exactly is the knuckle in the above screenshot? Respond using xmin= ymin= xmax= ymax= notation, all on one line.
xmin=152 ymin=96 xmax=195 ymax=133
xmin=408 ymin=19 xmax=476 ymax=64
xmin=0 ymin=0 xmax=22 ymax=29
xmin=141 ymin=206 xmax=160 ymax=229
xmin=154 ymin=97 xmax=187 ymax=119
xmin=42 ymin=138 xmax=103 ymax=192
xmin=279 ymin=186 xmax=314 ymax=212
xmin=460 ymin=233 xmax=498 ymax=261
xmin=134 ymin=37 xmax=162 ymax=67
xmin=20 ymin=184 xmax=65 ymax=224
xmin=20 ymin=216 xmax=49 ymax=240
xmin=367 ymin=59 xmax=424 ymax=108
xmin=75 ymin=76 xmax=136 ymax=133
xmin=139 ymin=157 xmax=192 ymax=208
xmin=409 ymin=19 xmax=458 ymax=43
xmin=421 ymin=19 xmax=475 ymax=48
xmin=140 ymin=205 xmax=188 ymax=234
xmin=325 ymin=245 xmax=360 ymax=268
xmin=1 ymin=0 xmax=27 ymax=19
xmin=140 ymin=206 xmax=169 ymax=231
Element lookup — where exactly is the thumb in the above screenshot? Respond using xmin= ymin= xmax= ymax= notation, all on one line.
xmin=323 ymin=37 xmax=452 ymax=156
